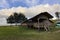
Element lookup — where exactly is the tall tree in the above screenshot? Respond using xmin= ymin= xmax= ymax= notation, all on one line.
xmin=7 ymin=15 xmax=14 ymax=25
xmin=7 ymin=12 xmax=27 ymax=26
xmin=55 ymin=12 xmax=59 ymax=19
xmin=13 ymin=12 xmax=18 ymax=25
xmin=18 ymin=13 xmax=27 ymax=23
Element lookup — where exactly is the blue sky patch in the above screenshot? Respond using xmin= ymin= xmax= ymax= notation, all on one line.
xmin=0 ymin=0 xmax=60 ymax=9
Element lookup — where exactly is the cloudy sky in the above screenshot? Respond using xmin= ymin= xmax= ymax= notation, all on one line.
xmin=0 ymin=0 xmax=60 ymax=25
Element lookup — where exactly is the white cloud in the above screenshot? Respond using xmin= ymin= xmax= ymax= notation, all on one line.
xmin=25 ymin=0 xmax=40 ymax=7
xmin=0 ymin=7 xmax=27 ymax=18
xmin=0 ymin=0 xmax=9 ymax=9
xmin=0 ymin=4 xmax=60 ymax=20
xmin=25 ymin=4 xmax=60 ymax=19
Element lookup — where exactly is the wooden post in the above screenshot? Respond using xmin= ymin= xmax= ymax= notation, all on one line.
xmin=44 ymin=22 xmax=48 ymax=31
xmin=38 ymin=18 xmax=40 ymax=31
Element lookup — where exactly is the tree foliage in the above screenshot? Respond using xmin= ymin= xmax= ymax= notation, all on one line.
xmin=55 ymin=12 xmax=59 ymax=19
xmin=7 ymin=12 xmax=27 ymax=25
xmin=18 ymin=13 xmax=27 ymax=23
xmin=7 ymin=15 xmax=15 ymax=24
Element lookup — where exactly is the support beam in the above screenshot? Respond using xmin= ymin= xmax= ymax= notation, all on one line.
xmin=37 ymin=18 xmax=40 ymax=31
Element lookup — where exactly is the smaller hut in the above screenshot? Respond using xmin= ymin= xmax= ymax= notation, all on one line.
xmin=22 ymin=12 xmax=53 ymax=31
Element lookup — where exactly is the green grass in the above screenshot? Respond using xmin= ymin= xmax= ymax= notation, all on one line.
xmin=0 ymin=26 xmax=60 ymax=40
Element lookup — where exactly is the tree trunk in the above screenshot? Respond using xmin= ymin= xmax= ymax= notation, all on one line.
xmin=15 ymin=23 xmax=17 ymax=26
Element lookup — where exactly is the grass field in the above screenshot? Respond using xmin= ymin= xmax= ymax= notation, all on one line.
xmin=0 ymin=26 xmax=60 ymax=40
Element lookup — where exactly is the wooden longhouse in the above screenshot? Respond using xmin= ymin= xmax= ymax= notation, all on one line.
xmin=22 ymin=12 xmax=53 ymax=31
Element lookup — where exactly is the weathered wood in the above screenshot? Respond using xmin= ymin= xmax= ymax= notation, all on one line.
xmin=22 ymin=12 xmax=53 ymax=31
xmin=33 ymin=20 xmax=51 ymax=31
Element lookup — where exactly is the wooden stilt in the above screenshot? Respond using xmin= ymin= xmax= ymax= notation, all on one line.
xmin=38 ymin=18 xmax=40 ymax=31
xmin=44 ymin=23 xmax=48 ymax=31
